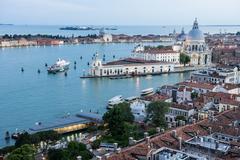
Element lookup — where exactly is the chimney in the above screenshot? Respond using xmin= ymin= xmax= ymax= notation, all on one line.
xmin=196 ymin=130 xmax=199 ymax=136
xmin=146 ymin=136 xmax=150 ymax=145
xmin=168 ymin=123 xmax=172 ymax=128
xmin=219 ymin=126 xmax=223 ymax=131
xmin=172 ymin=121 xmax=177 ymax=128
xmin=129 ymin=137 xmax=134 ymax=145
xmin=116 ymin=148 xmax=121 ymax=154
xmin=178 ymin=137 xmax=182 ymax=150
xmin=235 ymin=128 xmax=239 ymax=134
xmin=113 ymin=143 xmax=118 ymax=151
xmin=192 ymin=118 xmax=196 ymax=124
xmin=208 ymin=127 xmax=212 ymax=134
xmin=233 ymin=121 xmax=238 ymax=127
xmin=144 ymin=132 xmax=149 ymax=138
xmin=172 ymin=130 xmax=177 ymax=138
xmin=105 ymin=153 xmax=110 ymax=159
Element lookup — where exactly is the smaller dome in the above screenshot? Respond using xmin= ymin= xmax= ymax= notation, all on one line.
xmin=177 ymin=28 xmax=187 ymax=41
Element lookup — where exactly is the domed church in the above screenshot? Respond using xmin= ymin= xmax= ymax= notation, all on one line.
xmin=182 ymin=18 xmax=211 ymax=66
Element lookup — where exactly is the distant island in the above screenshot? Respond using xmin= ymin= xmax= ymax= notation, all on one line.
xmin=0 ymin=23 xmax=13 ymax=26
xmin=59 ymin=26 xmax=117 ymax=31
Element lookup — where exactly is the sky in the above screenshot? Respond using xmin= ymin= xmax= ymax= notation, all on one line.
xmin=0 ymin=0 xmax=240 ymax=25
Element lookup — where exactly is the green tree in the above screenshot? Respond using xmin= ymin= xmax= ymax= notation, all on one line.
xmin=67 ymin=141 xmax=86 ymax=158
xmin=79 ymin=150 xmax=93 ymax=160
xmin=103 ymin=102 xmax=134 ymax=138
xmin=48 ymin=149 xmax=70 ymax=160
xmin=0 ymin=146 xmax=16 ymax=155
xmin=7 ymin=144 xmax=35 ymax=160
xmin=15 ymin=133 xmax=32 ymax=148
xmin=146 ymin=101 xmax=170 ymax=128
xmin=180 ymin=53 xmax=191 ymax=66
xmin=191 ymin=92 xmax=198 ymax=100
xmin=15 ymin=131 xmax=61 ymax=148
xmin=91 ymin=139 xmax=101 ymax=149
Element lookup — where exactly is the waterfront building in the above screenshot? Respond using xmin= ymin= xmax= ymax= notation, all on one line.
xmin=174 ymin=18 xmax=212 ymax=66
xmin=18 ymin=38 xmax=29 ymax=46
xmin=102 ymin=34 xmax=113 ymax=42
xmin=132 ymin=45 xmax=180 ymax=63
xmin=191 ymin=67 xmax=240 ymax=84
xmin=1 ymin=41 xmax=11 ymax=47
xmin=159 ymin=35 xmax=175 ymax=42
xmin=89 ymin=54 xmax=175 ymax=77
xmin=98 ymin=28 xmax=113 ymax=43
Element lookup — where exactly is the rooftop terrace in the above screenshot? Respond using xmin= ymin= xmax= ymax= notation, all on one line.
xmin=185 ymin=136 xmax=230 ymax=153
xmin=153 ymin=147 xmax=206 ymax=160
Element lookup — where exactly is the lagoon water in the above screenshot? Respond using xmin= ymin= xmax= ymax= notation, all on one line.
xmin=0 ymin=43 xmax=190 ymax=147
xmin=0 ymin=25 xmax=239 ymax=147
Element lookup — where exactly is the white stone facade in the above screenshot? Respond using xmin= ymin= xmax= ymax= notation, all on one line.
xmin=90 ymin=56 xmax=175 ymax=77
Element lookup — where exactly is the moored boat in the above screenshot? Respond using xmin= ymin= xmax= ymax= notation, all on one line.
xmin=107 ymin=95 xmax=124 ymax=109
xmin=140 ymin=88 xmax=154 ymax=96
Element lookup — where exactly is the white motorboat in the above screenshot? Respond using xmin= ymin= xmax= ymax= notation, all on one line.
xmin=140 ymin=88 xmax=154 ymax=96
xmin=107 ymin=95 xmax=124 ymax=109
xmin=47 ymin=58 xmax=70 ymax=73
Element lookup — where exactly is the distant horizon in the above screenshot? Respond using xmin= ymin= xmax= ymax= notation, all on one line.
xmin=1 ymin=24 xmax=240 ymax=27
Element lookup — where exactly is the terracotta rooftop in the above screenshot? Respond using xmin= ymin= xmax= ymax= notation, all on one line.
xmin=177 ymin=81 xmax=216 ymax=90
xmin=107 ymin=109 xmax=240 ymax=160
xmin=171 ymin=103 xmax=195 ymax=111
xmin=203 ymin=92 xmax=236 ymax=100
xmin=223 ymin=83 xmax=240 ymax=90
xmin=141 ymin=93 xmax=170 ymax=102
xmin=178 ymin=86 xmax=193 ymax=92
xmin=103 ymin=58 xmax=167 ymax=66
xmin=135 ymin=48 xmax=178 ymax=54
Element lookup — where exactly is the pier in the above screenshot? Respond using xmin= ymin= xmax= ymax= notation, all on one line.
xmin=29 ymin=112 xmax=103 ymax=134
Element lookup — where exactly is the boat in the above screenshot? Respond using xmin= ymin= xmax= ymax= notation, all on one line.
xmin=109 ymin=75 xmax=132 ymax=80
xmin=47 ymin=59 xmax=70 ymax=74
xmin=5 ymin=131 xmax=10 ymax=140
xmin=140 ymin=88 xmax=154 ymax=96
xmin=11 ymin=132 xmax=22 ymax=140
xmin=59 ymin=26 xmax=99 ymax=31
xmin=107 ymin=95 xmax=124 ymax=109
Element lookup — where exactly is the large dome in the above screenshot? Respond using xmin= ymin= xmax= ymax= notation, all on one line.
xmin=187 ymin=18 xmax=205 ymax=41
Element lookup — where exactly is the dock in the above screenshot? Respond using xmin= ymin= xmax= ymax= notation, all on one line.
xmin=29 ymin=112 xmax=103 ymax=134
